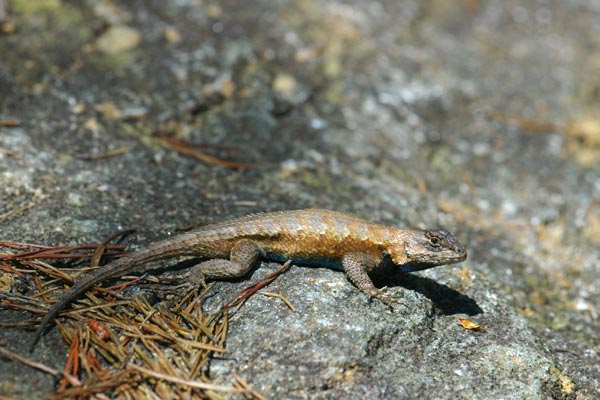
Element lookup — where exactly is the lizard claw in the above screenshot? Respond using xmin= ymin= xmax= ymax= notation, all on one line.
xmin=369 ymin=286 xmax=403 ymax=306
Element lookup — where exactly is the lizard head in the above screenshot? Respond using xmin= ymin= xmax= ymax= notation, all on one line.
xmin=391 ymin=229 xmax=467 ymax=272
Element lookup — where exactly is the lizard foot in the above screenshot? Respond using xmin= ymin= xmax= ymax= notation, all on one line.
xmin=187 ymin=270 xmax=208 ymax=289
xmin=369 ymin=286 xmax=404 ymax=306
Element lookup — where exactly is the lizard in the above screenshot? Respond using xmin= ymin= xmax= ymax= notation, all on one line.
xmin=30 ymin=208 xmax=467 ymax=351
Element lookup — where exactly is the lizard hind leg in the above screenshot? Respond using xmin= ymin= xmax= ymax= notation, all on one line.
xmin=188 ymin=239 xmax=262 ymax=287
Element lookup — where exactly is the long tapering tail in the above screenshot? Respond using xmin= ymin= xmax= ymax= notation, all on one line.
xmin=29 ymin=235 xmax=200 ymax=353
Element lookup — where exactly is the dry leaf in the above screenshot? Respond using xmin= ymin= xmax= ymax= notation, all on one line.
xmin=456 ymin=316 xmax=485 ymax=331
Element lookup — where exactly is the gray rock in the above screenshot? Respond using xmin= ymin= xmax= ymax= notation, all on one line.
xmin=0 ymin=1 xmax=598 ymax=398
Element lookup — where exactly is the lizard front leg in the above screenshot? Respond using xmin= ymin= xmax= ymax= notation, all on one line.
xmin=342 ymin=252 xmax=401 ymax=304
xmin=188 ymin=239 xmax=262 ymax=287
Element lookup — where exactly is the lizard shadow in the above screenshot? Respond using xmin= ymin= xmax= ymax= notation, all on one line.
xmin=147 ymin=259 xmax=483 ymax=316
xmin=373 ymin=272 xmax=483 ymax=316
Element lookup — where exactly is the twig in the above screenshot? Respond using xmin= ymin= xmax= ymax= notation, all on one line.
xmin=260 ymin=291 xmax=296 ymax=312
xmin=0 ymin=244 xmax=126 ymax=261
xmin=0 ymin=241 xmax=53 ymax=250
xmin=81 ymin=147 xmax=130 ymax=161
xmin=0 ymin=346 xmax=81 ymax=387
xmin=233 ymin=374 xmax=267 ymax=400
xmin=211 ymin=260 xmax=293 ymax=322
xmin=60 ymin=300 xmax=134 ymax=316
xmin=0 ymin=203 xmax=34 ymax=223
xmin=2 ymin=252 xmax=125 ymax=260
xmin=0 ymin=147 xmax=19 ymax=158
xmin=0 ymin=119 xmax=20 ymax=126
xmin=59 ymin=330 xmax=80 ymax=391
xmin=90 ymin=229 xmax=135 ymax=268
xmin=485 ymin=110 xmax=558 ymax=131
xmin=128 ymin=363 xmax=246 ymax=393
xmin=156 ymin=133 xmax=241 ymax=153
xmin=156 ymin=133 xmax=251 ymax=170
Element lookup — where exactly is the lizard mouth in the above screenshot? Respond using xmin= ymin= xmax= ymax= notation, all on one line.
xmin=399 ymin=248 xmax=467 ymax=272
xmin=455 ymin=247 xmax=468 ymax=262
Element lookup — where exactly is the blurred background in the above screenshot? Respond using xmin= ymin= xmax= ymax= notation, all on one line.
xmin=0 ymin=1 xmax=598 ymax=398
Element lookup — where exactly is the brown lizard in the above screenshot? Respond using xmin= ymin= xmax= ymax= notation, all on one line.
xmin=30 ymin=208 xmax=467 ymax=351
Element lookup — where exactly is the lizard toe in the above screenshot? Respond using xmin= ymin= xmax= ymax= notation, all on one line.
xmin=373 ymin=287 xmax=404 ymax=306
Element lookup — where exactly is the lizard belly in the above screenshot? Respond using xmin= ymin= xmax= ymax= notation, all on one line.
xmin=259 ymin=232 xmax=382 ymax=269
xmin=264 ymin=251 xmax=343 ymax=270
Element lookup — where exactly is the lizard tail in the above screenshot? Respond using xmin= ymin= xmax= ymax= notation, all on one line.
xmin=29 ymin=265 xmax=121 ymax=353
xmin=28 ymin=235 xmax=199 ymax=353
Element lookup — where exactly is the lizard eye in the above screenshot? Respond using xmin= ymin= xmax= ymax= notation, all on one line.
xmin=427 ymin=234 xmax=442 ymax=248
